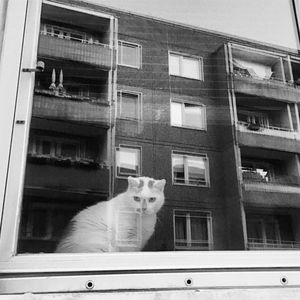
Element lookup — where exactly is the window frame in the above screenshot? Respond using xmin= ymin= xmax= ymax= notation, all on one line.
xmin=118 ymin=40 xmax=142 ymax=69
xmin=173 ymin=209 xmax=213 ymax=250
xmin=115 ymin=144 xmax=142 ymax=178
xmin=168 ymin=51 xmax=204 ymax=80
xmin=2 ymin=0 xmax=300 ymax=294
xmin=170 ymin=99 xmax=207 ymax=130
xmin=171 ymin=150 xmax=210 ymax=187
xmin=117 ymin=90 xmax=143 ymax=121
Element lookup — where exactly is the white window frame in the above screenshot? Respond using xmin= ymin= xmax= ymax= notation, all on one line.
xmin=172 ymin=151 xmax=210 ymax=187
xmin=117 ymin=90 xmax=143 ymax=121
xmin=168 ymin=51 xmax=204 ymax=80
xmin=115 ymin=144 xmax=142 ymax=178
xmin=173 ymin=209 xmax=213 ymax=250
xmin=170 ymin=99 xmax=207 ymax=130
xmin=2 ymin=0 xmax=300 ymax=294
xmin=118 ymin=40 xmax=142 ymax=69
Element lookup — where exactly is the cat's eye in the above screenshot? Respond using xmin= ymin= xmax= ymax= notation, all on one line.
xmin=133 ymin=196 xmax=141 ymax=202
xmin=149 ymin=197 xmax=156 ymax=203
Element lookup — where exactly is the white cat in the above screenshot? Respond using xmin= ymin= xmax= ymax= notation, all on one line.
xmin=55 ymin=176 xmax=166 ymax=253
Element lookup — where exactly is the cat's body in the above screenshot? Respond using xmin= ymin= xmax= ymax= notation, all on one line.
xmin=55 ymin=176 xmax=166 ymax=253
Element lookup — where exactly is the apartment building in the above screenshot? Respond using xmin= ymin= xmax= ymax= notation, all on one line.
xmin=14 ymin=0 xmax=300 ymax=254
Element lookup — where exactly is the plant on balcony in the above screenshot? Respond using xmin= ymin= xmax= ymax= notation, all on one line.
xmin=247 ymin=122 xmax=261 ymax=131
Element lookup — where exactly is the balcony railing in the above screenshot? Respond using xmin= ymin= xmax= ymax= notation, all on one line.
xmin=32 ymin=90 xmax=110 ymax=127
xmin=248 ymin=238 xmax=300 ymax=250
xmin=237 ymin=121 xmax=297 ymax=139
xmin=38 ymin=34 xmax=114 ymax=69
xmin=242 ymin=169 xmax=300 ymax=187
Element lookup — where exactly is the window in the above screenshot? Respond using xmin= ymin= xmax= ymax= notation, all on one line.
xmin=172 ymin=151 xmax=209 ymax=186
xmin=116 ymin=145 xmax=141 ymax=177
xmin=118 ymin=40 xmax=142 ymax=68
xmin=171 ymin=100 xmax=206 ymax=130
xmin=173 ymin=210 xmax=212 ymax=250
xmin=117 ymin=91 xmax=142 ymax=120
xmin=169 ymin=52 xmax=203 ymax=80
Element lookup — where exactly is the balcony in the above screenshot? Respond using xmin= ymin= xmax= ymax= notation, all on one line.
xmin=231 ymin=44 xmax=300 ymax=102
xmin=247 ymin=238 xmax=300 ymax=250
xmin=241 ymin=151 xmax=300 ymax=207
xmin=236 ymin=94 xmax=300 ymax=151
xmin=24 ymin=157 xmax=109 ymax=197
xmin=32 ymin=90 xmax=110 ymax=127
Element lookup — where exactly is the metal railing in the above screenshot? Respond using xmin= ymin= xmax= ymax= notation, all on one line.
xmin=248 ymin=238 xmax=300 ymax=250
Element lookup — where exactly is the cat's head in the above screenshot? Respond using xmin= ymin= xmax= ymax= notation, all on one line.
xmin=126 ymin=176 xmax=166 ymax=215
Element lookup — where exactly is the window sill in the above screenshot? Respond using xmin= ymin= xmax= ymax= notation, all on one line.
xmin=118 ymin=63 xmax=141 ymax=70
xmin=171 ymin=124 xmax=207 ymax=131
xmin=169 ymin=74 xmax=204 ymax=82
xmin=172 ymin=182 xmax=209 ymax=188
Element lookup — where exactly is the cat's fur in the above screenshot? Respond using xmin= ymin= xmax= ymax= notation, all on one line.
xmin=55 ymin=176 xmax=166 ymax=253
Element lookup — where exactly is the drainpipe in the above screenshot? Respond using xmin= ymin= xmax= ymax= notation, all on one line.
xmin=291 ymin=0 xmax=300 ymax=51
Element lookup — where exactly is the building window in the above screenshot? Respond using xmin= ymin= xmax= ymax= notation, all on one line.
xmin=116 ymin=145 xmax=141 ymax=177
xmin=169 ymin=52 xmax=203 ymax=80
xmin=172 ymin=151 xmax=209 ymax=186
xmin=171 ymin=100 xmax=206 ymax=130
xmin=118 ymin=40 xmax=142 ymax=68
xmin=173 ymin=210 xmax=212 ymax=250
xmin=246 ymin=214 xmax=299 ymax=250
xmin=117 ymin=91 xmax=142 ymax=120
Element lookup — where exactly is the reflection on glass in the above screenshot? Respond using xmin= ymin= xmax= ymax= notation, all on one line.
xmin=15 ymin=1 xmax=300 ymax=255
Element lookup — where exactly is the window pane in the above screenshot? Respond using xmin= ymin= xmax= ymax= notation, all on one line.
xmin=190 ymin=217 xmax=208 ymax=242
xmin=171 ymin=102 xmax=183 ymax=126
xmin=169 ymin=54 xmax=180 ymax=75
xmin=184 ymin=104 xmax=203 ymax=128
xmin=172 ymin=155 xmax=185 ymax=183
xmin=182 ymin=57 xmax=200 ymax=79
xmin=120 ymin=93 xmax=139 ymax=119
xmin=117 ymin=147 xmax=140 ymax=175
xmin=122 ymin=43 xmax=139 ymax=67
xmin=187 ymin=157 xmax=206 ymax=185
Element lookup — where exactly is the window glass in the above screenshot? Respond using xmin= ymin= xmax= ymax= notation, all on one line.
xmin=169 ymin=54 xmax=180 ymax=76
xmin=182 ymin=56 xmax=200 ymax=79
xmin=116 ymin=146 xmax=141 ymax=177
xmin=172 ymin=153 xmax=208 ymax=186
xmin=7 ymin=1 xmax=300 ymax=258
xmin=171 ymin=101 xmax=205 ymax=129
xmin=174 ymin=211 xmax=211 ymax=250
xmin=118 ymin=91 xmax=141 ymax=120
xmin=118 ymin=41 xmax=141 ymax=68
xmin=169 ymin=52 xmax=203 ymax=80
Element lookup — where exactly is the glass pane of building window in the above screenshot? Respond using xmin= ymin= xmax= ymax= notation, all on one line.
xmin=171 ymin=101 xmax=205 ymax=129
xmin=169 ymin=54 xmax=180 ymax=76
xmin=116 ymin=146 xmax=141 ymax=177
xmin=169 ymin=52 xmax=203 ymax=80
xmin=182 ymin=56 xmax=200 ymax=79
xmin=118 ymin=41 xmax=141 ymax=68
xmin=172 ymin=152 xmax=209 ymax=186
xmin=174 ymin=210 xmax=212 ymax=250
xmin=118 ymin=91 xmax=141 ymax=120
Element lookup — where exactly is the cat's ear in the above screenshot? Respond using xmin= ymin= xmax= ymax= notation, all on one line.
xmin=154 ymin=179 xmax=166 ymax=192
xmin=128 ymin=176 xmax=139 ymax=189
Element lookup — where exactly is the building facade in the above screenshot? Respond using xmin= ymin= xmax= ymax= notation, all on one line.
xmin=10 ymin=0 xmax=300 ymax=255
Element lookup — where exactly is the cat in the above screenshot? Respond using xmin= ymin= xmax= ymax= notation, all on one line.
xmin=55 ymin=176 xmax=166 ymax=253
